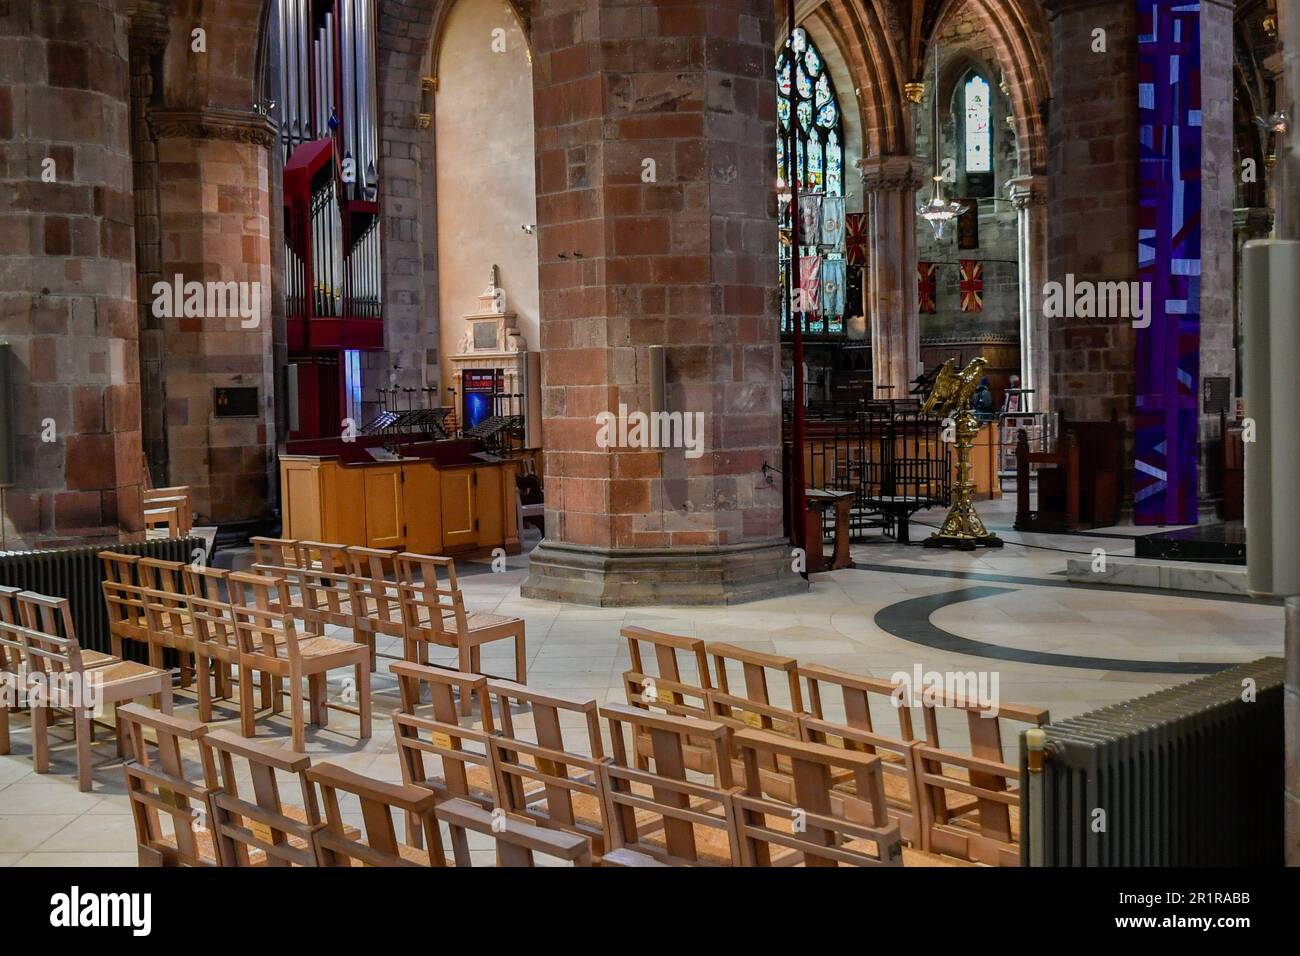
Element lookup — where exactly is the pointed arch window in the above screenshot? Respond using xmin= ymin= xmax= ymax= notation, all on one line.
xmin=777 ymin=28 xmax=844 ymax=197
xmin=963 ymin=73 xmax=992 ymax=174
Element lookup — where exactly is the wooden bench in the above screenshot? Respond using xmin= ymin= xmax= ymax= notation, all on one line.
xmin=143 ymin=486 xmax=193 ymax=539
xmin=1015 ymin=412 xmax=1124 ymax=531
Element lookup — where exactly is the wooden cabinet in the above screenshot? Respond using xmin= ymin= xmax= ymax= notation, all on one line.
xmin=279 ymin=455 xmax=519 ymax=556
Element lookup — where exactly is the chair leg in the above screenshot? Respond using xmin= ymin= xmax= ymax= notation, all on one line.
xmin=148 ymin=642 xmax=165 ymax=710
xmin=514 ymin=628 xmax=527 ymax=684
xmin=0 ymin=702 xmax=9 ymax=755
xmin=114 ymin=704 xmax=127 ymax=758
xmin=196 ymin=654 xmax=212 ymax=723
xmin=308 ymin=673 xmax=326 ymax=728
xmin=406 ymin=810 xmax=424 ymax=850
xmin=158 ymin=680 xmax=173 ymax=715
xmin=290 ymin=668 xmax=306 ymax=752
xmin=32 ymin=705 xmax=50 ymax=773
xmin=458 ymin=644 xmax=473 ymax=716
xmin=75 ymin=707 xmax=93 ymax=792
xmin=357 ymin=660 xmax=371 ymax=740
xmin=239 ymin=666 xmax=257 ymax=737
xmin=179 ymin=652 xmax=193 ymax=689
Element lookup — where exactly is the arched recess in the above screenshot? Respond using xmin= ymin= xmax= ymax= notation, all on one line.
xmin=430 ymin=0 xmax=540 ymax=398
xmin=931 ymin=0 xmax=1050 ymax=175
xmin=790 ymin=16 xmax=866 ymax=214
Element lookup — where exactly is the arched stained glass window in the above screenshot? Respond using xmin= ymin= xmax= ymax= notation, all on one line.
xmin=777 ymin=28 xmax=844 ymax=197
xmin=964 ymin=74 xmax=992 ymax=174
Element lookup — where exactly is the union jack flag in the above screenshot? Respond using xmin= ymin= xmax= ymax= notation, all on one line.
xmin=959 ymin=259 xmax=983 ymax=313
xmin=917 ymin=262 xmax=937 ymax=314
xmin=844 ymin=213 xmax=868 ymax=266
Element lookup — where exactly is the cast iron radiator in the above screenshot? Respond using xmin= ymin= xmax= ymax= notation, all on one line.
xmin=0 ymin=538 xmax=202 ymax=660
xmin=1020 ymin=657 xmax=1285 ymax=866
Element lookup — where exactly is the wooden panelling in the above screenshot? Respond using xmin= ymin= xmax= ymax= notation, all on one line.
xmin=363 ymin=466 xmax=404 ymax=549
xmin=441 ymin=468 xmax=477 ymax=551
xmin=403 ymin=461 xmax=442 ymax=554
xmin=474 ymin=466 xmax=503 ymax=551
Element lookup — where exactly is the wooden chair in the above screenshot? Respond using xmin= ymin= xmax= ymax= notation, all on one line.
xmin=118 ymin=703 xmax=217 ymax=867
xmin=291 ymin=541 xmax=366 ymax=662
xmin=395 ymin=552 xmax=526 ymax=714
xmin=390 ymin=660 xmax=496 ymax=845
xmin=226 ymin=572 xmax=371 ymax=752
xmin=345 ymin=545 xmax=404 ymax=673
xmin=17 ymin=591 xmax=171 ymax=791
xmin=308 ymin=762 xmax=444 ymax=866
xmin=798 ymin=662 xmax=925 ymax=845
xmin=137 ymin=557 xmax=195 ymax=691
xmin=183 ymin=565 xmax=245 ymax=722
xmin=99 ymin=551 xmax=150 ymax=661
xmin=436 ymin=797 xmax=593 ymax=867
xmin=1014 ymin=412 xmax=1124 ymax=531
xmin=731 ymin=729 xmax=904 ymax=867
xmin=143 ymin=486 xmax=193 ymax=537
xmin=0 ymin=585 xmax=26 ymax=756
xmin=620 ymin=626 xmax=716 ymax=774
xmin=250 ymin=535 xmax=307 ymax=618
xmin=484 ymin=679 xmax=607 ymax=858
xmin=913 ymin=744 xmax=1023 ymax=866
xmin=599 ymin=703 xmax=741 ymax=867
xmin=199 ymin=728 xmax=329 ymax=867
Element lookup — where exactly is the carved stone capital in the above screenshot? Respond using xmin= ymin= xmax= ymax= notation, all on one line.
xmin=147 ymin=108 xmax=278 ymax=149
xmin=1233 ymin=206 xmax=1274 ymax=239
xmin=1006 ymin=174 xmax=1048 ymax=209
xmin=857 ymin=155 xmax=928 ymax=193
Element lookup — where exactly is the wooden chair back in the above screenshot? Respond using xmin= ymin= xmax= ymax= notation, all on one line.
xmin=620 ymin=625 xmax=712 ymax=721
xmin=345 ymin=545 xmax=404 ymax=639
xmin=15 ymin=592 xmax=86 ymax=682
xmin=704 ymin=642 xmax=803 ymax=736
xmin=137 ymin=557 xmax=192 ymax=650
xmin=914 ymin=744 xmax=1022 ymax=866
xmin=395 ymin=552 xmax=467 ymax=647
xmin=600 ymin=703 xmax=740 ymax=866
xmin=390 ymin=660 xmax=494 ymax=806
xmin=250 ymin=536 xmax=301 ymax=577
xmin=435 ymin=797 xmax=593 ymax=867
xmin=118 ymin=704 xmax=215 ymax=867
xmin=183 ymin=566 xmax=239 ymax=659
xmin=143 ymin=486 xmax=193 ymax=535
xmin=99 ymin=551 xmax=146 ymax=659
xmin=307 ymin=762 xmax=444 ymax=867
xmin=292 ymin=540 xmax=356 ymax=634
xmin=731 ymin=728 xmax=903 ymax=867
xmin=484 ymin=679 xmax=606 ymax=853
xmin=0 ymin=585 xmax=24 ymax=675
xmin=226 ymin=572 xmax=299 ymax=662
xmin=199 ymin=728 xmax=323 ymax=867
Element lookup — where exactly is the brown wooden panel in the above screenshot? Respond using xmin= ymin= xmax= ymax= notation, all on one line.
xmin=441 ymin=468 xmax=477 ymax=551
xmin=403 ymin=461 xmax=442 ymax=554
xmin=363 ymin=466 xmax=404 ymax=549
xmin=281 ymin=459 xmax=323 ymax=541
xmin=323 ymin=462 xmax=368 ymax=546
xmin=474 ymin=465 xmax=503 ymax=549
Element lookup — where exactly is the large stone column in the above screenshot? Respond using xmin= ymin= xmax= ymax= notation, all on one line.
xmin=1008 ymin=174 xmax=1049 ymax=413
xmin=858 ymin=156 xmax=926 ymax=397
xmin=0 ymin=0 xmax=145 ymax=547
xmin=520 ymin=0 xmax=805 ymax=606
xmin=148 ymin=109 xmax=277 ymax=524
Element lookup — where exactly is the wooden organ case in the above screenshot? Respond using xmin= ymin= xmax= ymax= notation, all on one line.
xmin=278 ymin=0 xmax=383 ymax=439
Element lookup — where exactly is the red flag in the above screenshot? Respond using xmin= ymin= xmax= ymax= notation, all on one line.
xmin=845 ymin=213 xmax=867 ymax=266
xmin=959 ymin=259 xmax=983 ymax=313
xmin=917 ymin=262 xmax=937 ymax=314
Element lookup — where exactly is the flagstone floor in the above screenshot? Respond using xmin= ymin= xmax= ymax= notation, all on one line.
xmin=0 ymin=502 xmax=1283 ymax=866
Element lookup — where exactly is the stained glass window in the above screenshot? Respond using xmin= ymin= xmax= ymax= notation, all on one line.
xmin=964 ymin=74 xmax=992 ymax=174
xmin=777 ymin=27 xmax=846 ymax=336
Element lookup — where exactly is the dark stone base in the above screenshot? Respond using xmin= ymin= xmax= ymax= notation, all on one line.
xmin=520 ymin=538 xmax=809 ymax=607
xmin=1135 ymin=520 xmax=1247 ymax=565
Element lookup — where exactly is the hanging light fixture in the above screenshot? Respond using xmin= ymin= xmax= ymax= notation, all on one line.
xmin=917 ymin=44 xmax=968 ymax=241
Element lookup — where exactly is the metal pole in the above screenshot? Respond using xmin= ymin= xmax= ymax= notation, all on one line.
xmin=786 ymin=0 xmax=807 ymax=564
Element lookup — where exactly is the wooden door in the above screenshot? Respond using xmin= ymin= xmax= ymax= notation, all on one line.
xmin=441 ymin=468 xmax=478 ymax=551
xmin=474 ymin=465 xmax=504 ymax=549
xmin=363 ymin=466 xmax=404 ymax=549
xmin=402 ymin=461 xmax=443 ymax=554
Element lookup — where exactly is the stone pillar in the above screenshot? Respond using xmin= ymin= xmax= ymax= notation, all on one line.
xmin=858 ymin=156 xmax=926 ymax=397
xmin=1008 ymin=174 xmax=1049 ymax=414
xmin=147 ymin=109 xmax=276 ymax=524
xmin=520 ymin=0 xmax=805 ymax=606
xmin=0 ymin=0 xmax=144 ymax=547
xmin=1288 ymin=598 xmax=1300 ymax=865
xmin=1043 ymin=0 xmax=1138 ymax=484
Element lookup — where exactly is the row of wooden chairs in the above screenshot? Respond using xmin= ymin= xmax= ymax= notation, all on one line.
xmin=120 ymin=703 xmax=589 ymax=867
xmin=0 ymin=586 xmax=173 ymax=791
xmin=383 ymin=637 xmax=1047 ymax=867
xmin=143 ymin=486 xmax=193 ymax=538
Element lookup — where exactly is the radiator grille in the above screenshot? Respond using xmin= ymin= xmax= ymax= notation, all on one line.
xmin=0 ymin=538 xmax=202 ymax=659
xmin=1021 ymin=657 xmax=1285 ymax=866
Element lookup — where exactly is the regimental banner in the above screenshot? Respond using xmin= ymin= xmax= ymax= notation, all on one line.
xmin=957 ymin=200 xmax=979 ymax=250
xmin=917 ymin=262 xmax=937 ymax=314
xmin=1136 ymin=0 xmax=1200 ymax=525
xmin=845 ymin=212 xmax=868 ymax=266
xmin=959 ymin=259 xmax=983 ymax=313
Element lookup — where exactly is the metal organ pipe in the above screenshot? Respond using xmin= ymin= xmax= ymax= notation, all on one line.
xmin=297 ymin=0 xmax=309 ymax=140
xmin=341 ymin=0 xmax=357 ymax=198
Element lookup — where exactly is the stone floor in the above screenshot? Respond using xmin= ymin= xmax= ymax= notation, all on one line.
xmin=0 ymin=501 xmax=1284 ymax=866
